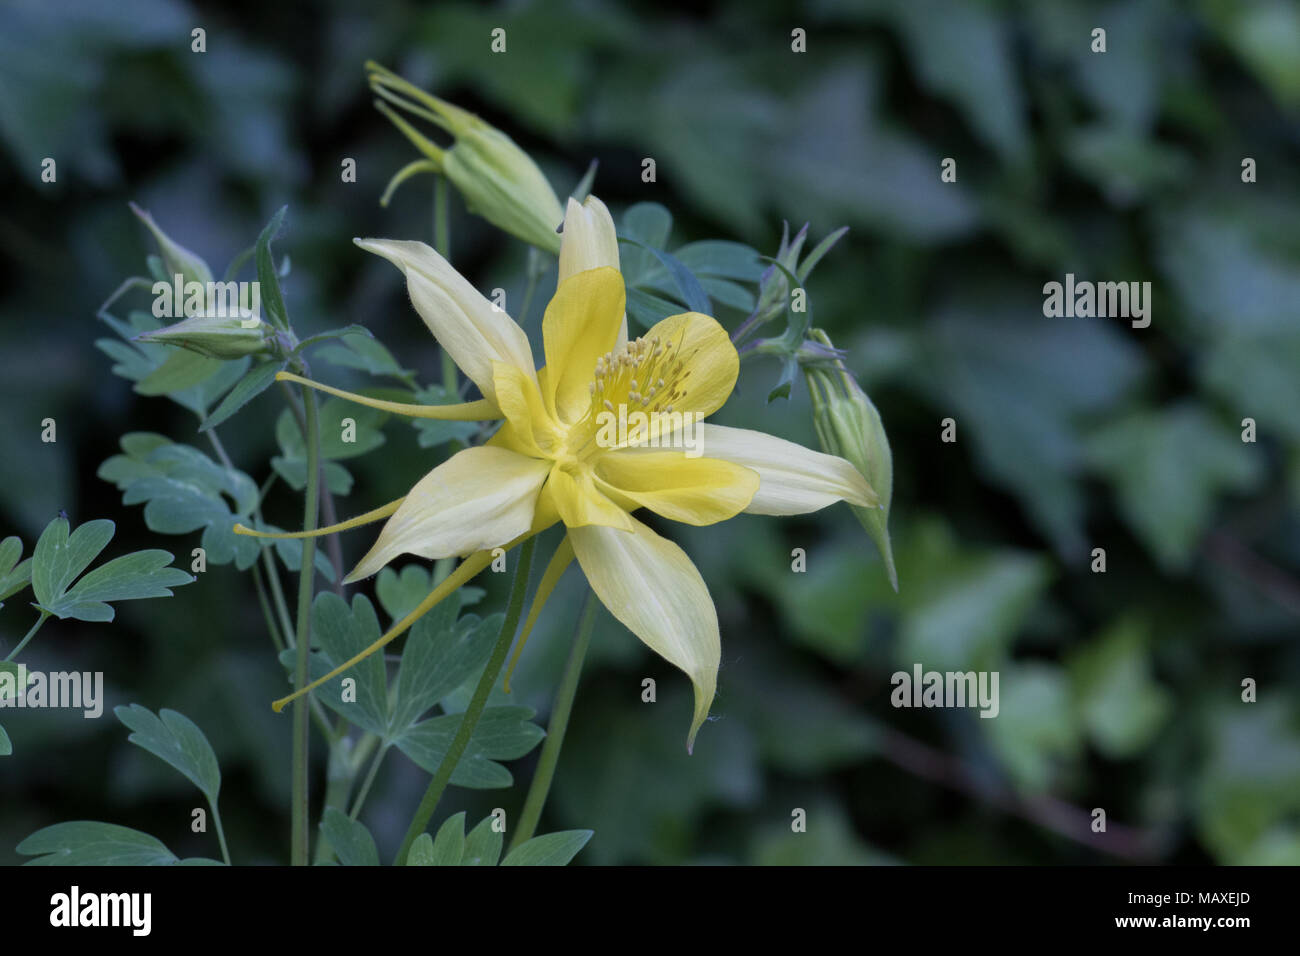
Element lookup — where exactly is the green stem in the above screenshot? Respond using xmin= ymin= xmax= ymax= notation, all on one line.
xmin=349 ymin=743 xmax=390 ymax=819
xmin=251 ymin=564 xmax=285 ymax=656
xmin=517 ymin=268 xmax=541 ymax=327
xmin=393 ymin=537 xmax=536 ymax=864
xmin=290 ymin=384 xmax=323 ymax=866
xmin=5 ymin=610 xmax=50 ymax=662
xmin=509 ymin=588 xmax=597 ymax=850
xmin=209 ymin=797 xmax=231 ymax=865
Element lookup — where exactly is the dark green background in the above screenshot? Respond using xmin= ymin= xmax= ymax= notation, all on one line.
xmin=1 ymin=0 xmax=1298 ymax=865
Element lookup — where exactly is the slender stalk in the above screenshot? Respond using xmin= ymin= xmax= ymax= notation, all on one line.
xmin=4 ymin=610 xmax=50 ymax=662
xmin=509 ymin=589 xmax=597 ymax=850
xmin=290 ymin=385 xmax=323 ymax=866
xmin=260 ymin=549 xmax=295 ymax=650
xmin=251 ymin=564 xmax=285 ymax=655
xmin=210 ymin=798 xmax=231 ymax=865
xmin=393 ymin=537 xmax=536 ymax=864
xmin=348 ymin=743 xmax=390 ymax=819
xmin=517 ymin=269 xmax=541 ymax=327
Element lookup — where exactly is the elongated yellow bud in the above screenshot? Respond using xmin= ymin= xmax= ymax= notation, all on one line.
xmin=274 ymin=371 xmax=500 ymax=421
xmin=233 ymin=499 xmax=404 ymax=540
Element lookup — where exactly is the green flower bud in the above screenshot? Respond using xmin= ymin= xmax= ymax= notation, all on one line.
xmin=135 ymin=310 xmax=273 ymax=360
xmin=367 ymin=62 xmax=564 ymax=255
xmin=129 ymin=202 xmax=213 ymax=286
xmin=805 ymin=329 xmax=897 ymax=590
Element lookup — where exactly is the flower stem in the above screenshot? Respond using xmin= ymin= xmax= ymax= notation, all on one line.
xmin=509 ymin=587 xmax=596 ymax=851
xmin=348 ymin=742 xmax=389 ymax=820
xmin=4 ymin=610 xmax=50 ymax=662
xmin=393 ymin=536 xmax=536 ymax=865
xmin=209 ymin=797 xmax=231 ymax=865
xmin=290 ymin=384 xmax=323 ymax=866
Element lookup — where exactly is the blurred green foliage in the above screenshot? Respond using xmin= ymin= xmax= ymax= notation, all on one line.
xmin=1 ymin=0 xmax=1298 ymax=865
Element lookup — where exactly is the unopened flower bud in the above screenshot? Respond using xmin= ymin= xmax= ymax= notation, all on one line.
xmin=130 ymin=202 xmax=214 ymax=286
xmin=135 ymin=309 xmax=273 ymax=360
xmin=805 ymin=329 xmax=897 ymax=590
xmin=368 ymin=62 xmax=564 ymax=255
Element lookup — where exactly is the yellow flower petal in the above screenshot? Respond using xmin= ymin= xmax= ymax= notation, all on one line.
xmin=546 ymin=464 xmax=635 ymax=532
xmin=490 ymin=361 xmax=562 ymax=458
xmin=640 ymin=311 xmax=738 ymax=424
xmin=698 ymin=424 xmax=879 ymax=514
xmin=593 ymin=450 xmax=759 ymax=526
xmin=541 ymin=266 xmax=625 ymax=425
xmin=558 ymin=196 xmax=620 ymax=281
xmin=355 ymin=238 xmax=536 ymax=403
xmin=568 ymin=517 xmax=719 ymax=752
xmin=346 ymin=446 xmax=551 ymax=582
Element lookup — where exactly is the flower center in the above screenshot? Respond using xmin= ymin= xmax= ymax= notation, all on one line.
xmin=564 ymin=332 xmax=695 ymax=460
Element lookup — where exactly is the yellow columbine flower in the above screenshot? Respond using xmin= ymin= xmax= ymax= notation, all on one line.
xmin=239 ymin=196 xmax=878 ymax=750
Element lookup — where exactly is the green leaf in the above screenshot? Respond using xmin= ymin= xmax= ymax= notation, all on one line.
xmin=429 ymin=812 xmax=467 ymax=865
xmin=672 ymin=240 xmax=765 ymax=282
xmin=405 ymin=832 xmax=436 ymax=865
xmin=31 ymin=517 xmax=114 ymax=610
xmin=500 ymin=830 xmax=593 ymax=866
xmin=18 ymin=822 xmax=181 ymax=866
xmin=115 ymin=704 xmax=221 ymax=804
xmin=462 ymin=815 xmax=503 ymax=866
xmin=256 ymin=206 xmax=290 ymax=330
xmin=0 ymin=722 xmax=10 ymax=757
xmin=390 ymin=612 xmax=500 ymax=736
xmin=0 ymin=536 xmax=32 ymax=602
xmin=619 ymin=237 xmax=711 ymax=315
xmin=200 ymin=359 xmax=286 ymax=432
xmin=1067 ymin=618 xmax=1171 ymax=759
xmin=394 ymin=706 xmax=544 ymax=788
xmin=617 ymin=202 xmax=672 ymax=284
xmin=294 ymin=324 xmax=374 ymax=354
xmin=301 ymin=593 xmax=389 ymax=737
xmin=49 ymin=550 xmax=193 ymax=622
xmin=134 ymin=348 xmax=227 ymax=397
xmin=316 ymin=335 xmax=413 ymax=382
xmin=626 ymin=287 xmax=686 ymax=329
xmin=319 ymin=808 xmax=379 ymax=866
xmin=1084 ymin=405 xmax=1263 ymax=570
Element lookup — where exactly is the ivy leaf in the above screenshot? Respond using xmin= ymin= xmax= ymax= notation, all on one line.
xmin=318 ymin=809 xmax=378 ymax=867
xmin=18 ymin=822 xmax=182 ymax=866
xmin=500 ymin=830 xmax=593 ymax=866
xmin=1084 ymin=405 xmax=1263 ymax=570
xmin=115 ymin=704 xmax=221 ymax=805
xmin=394 ymin=706 xmax=544 ymax=788
xmin=0 ymin=535 xmax=33 ymax=602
